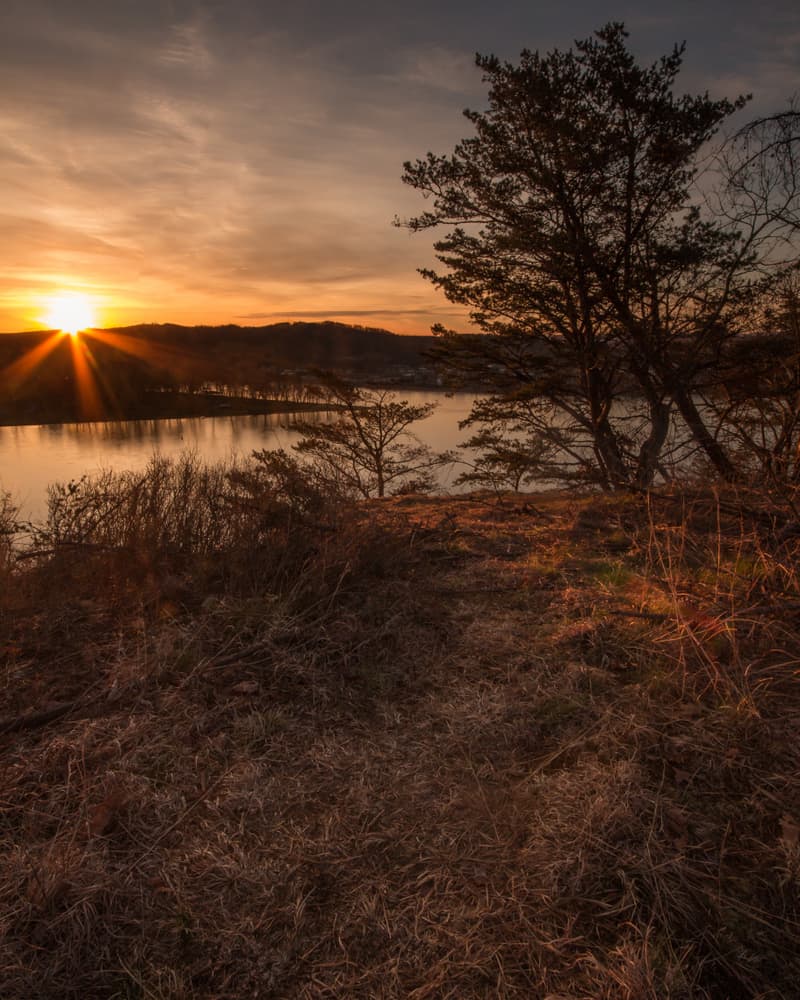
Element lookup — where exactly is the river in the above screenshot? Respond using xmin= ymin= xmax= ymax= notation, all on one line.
xmin=0 ymin=390 xmax=476 ymax=524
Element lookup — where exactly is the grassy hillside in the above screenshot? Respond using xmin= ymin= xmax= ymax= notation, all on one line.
xmin=1 ymin=467 xmax=799 ymax=997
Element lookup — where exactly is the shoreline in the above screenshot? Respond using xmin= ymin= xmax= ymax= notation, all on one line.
xmin=0 ymin=382 xmax=453 ymax=429
xmin=0 ymin=391 xmax=333 ymax=429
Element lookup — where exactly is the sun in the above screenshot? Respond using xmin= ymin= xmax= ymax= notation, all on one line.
xmin=42 ymin=293 xmax=97 ymax=335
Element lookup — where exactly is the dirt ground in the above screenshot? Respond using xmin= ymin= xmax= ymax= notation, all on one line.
xmin=1 ymin=490 xmax=799 ymax=998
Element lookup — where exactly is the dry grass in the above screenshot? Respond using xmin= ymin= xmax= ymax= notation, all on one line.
xmin=0 ymin=491 xmax=16 ymax=578
xmin=1 ymin=474 xmax=799 ymax=998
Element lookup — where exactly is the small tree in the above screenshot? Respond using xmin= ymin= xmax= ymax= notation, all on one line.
xmin=455 ymin=394 xmax=559 ymax=492
xmin=291 ymin=380 xmax=453 ymax=498
xmin=456 ymin=426 xmax=552 ymax=492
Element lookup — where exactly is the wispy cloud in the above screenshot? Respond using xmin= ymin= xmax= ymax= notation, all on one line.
xmin=236 ymin=307 xmax=457 ymax=320
xmin=0 ymin=0 xmax=797 ymax=334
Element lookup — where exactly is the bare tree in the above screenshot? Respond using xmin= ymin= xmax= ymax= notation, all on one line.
xmin=291 ymin=380 xmax=453 ymax=498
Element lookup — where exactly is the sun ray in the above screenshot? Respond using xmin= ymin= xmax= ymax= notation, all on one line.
xmin=5 ymin=299 xmax=205 ymax=422
xmin=2 ymin=332 xmax=66 ymax=391
xmin=68 ymin=332 xmax=104 ymax=421
xmin=87 ymin=328 xmax=200 ymax=371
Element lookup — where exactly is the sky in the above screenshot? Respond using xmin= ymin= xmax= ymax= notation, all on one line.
xmin=0 ymin=0 xmax=798 ymax=335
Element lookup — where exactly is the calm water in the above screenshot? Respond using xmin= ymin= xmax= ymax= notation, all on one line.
xmin=0 ymin=391 xmax=476 ymax=523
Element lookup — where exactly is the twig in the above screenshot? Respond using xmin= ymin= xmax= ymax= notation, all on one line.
xmin=0 ymin=698 xmax=92 ymax=735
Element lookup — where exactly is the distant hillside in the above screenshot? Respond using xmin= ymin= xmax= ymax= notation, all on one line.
xmin=118 ymin=320 xmax=438 ymax=371
xmin=2 ymin=320 xmax=442 ymax=387
xmin=0 ymin=321 xmax=443 ymax=425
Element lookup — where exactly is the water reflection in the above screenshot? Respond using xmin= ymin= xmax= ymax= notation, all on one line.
xmin=0 ymin=391 xmax=476 ymax=523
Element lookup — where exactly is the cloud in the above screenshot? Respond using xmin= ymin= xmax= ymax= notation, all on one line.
xmin=0 ymin=1 xmax=798 ymax=334
xmin=236 ymin=307 xmax=454 ymax=319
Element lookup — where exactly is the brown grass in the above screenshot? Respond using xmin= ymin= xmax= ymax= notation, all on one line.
xmin=1 ymin=471 xmax=799 ymax=998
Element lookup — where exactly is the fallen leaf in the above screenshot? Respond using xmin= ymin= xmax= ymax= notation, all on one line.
xmin=87 ymin=786 xmax=128 ymax=837
xmin=663 ymin=805 xmax=689 ymax=851
xmin=780 ymin=814 xmax=800 ymax=851
xmin=28 ymin=876 xmax=70 ymax=908
xmin=231 ymin=680 xmax=259 ymax=695
xmin=88 ymin=802 xmax=116 ymax=837
xmin=158 ymin=600 xmax=180 ymax=621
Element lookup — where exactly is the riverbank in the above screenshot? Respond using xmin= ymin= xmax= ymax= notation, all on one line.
xmin=1 ymin=480 xmax=798 ymax=997
xmin=0 ymin=390 xmax=332 ymax=428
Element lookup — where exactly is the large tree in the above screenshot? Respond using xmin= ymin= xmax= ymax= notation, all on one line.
xmin=400 ymin=23 xmax=799 ymax=490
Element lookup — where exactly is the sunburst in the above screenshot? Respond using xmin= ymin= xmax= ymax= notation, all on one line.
xmin=5 ymin=294 xmax=178 ymax=422
xmin=42 ymin=293 xmax=97 ymax=335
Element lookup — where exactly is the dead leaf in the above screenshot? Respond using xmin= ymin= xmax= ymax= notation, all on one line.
xmin=780 ymin=814 xmax=800 ymax=851
xmin=146 ymin=876 xmax=171 ymax=895
xmin=158 ymin=600 xmax=180 ymax=621
xmin=88 ymin=803 xmax=116 ymax=837
xmin=663 ymin=805 xmax=689 ymax=851
xmin=88 ymin=786 xmax=128 ymax=837
xmin=27 ymin=876 xmax=70 ymax=908
xmin=231 ymin=680 xmax=259 ymax=695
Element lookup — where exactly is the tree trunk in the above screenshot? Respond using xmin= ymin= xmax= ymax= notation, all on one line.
xmin=635 ymin=398 xmax=671 ymax=490
xmin=673 ymin=386 xmax=738 ymax=482
xmin=586 ymin=368 xmax=631 ymax=490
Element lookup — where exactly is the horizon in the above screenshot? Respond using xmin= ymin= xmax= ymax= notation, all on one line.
xmin=1 ymin=1 xmax=798 ymax=335
xmin=0 ymin=316 xmax=438 ymax=338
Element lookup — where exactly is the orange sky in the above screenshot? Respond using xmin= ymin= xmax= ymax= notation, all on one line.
xmin=1 ymin=1 xmax=797 ymax=336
